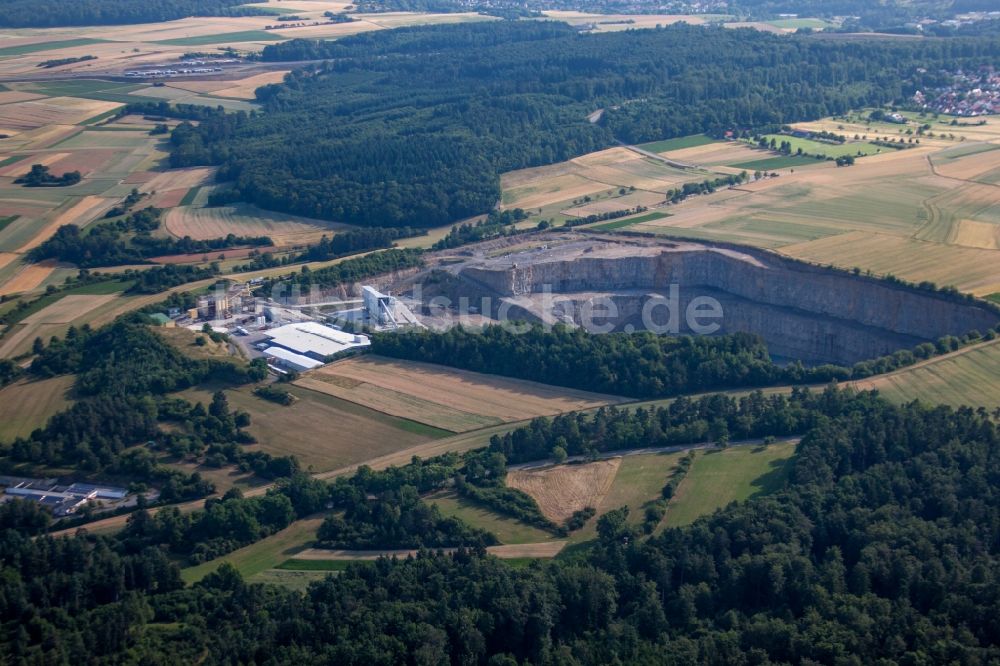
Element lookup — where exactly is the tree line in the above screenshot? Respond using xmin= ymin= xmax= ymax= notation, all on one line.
xmin=0 ymin=0 xmax=268 ymax=28
xmin=27 ymin=207 xmax=271 ymax=269
xmin=373 ymin=322 xmax=1000 ymax=398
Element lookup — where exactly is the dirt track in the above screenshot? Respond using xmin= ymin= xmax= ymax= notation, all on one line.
xmin=294 ymin=541 xmax=567 ymax=560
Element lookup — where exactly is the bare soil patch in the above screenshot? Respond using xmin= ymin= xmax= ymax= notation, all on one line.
xmin=507 ymin=458 xmax=622 ymax=523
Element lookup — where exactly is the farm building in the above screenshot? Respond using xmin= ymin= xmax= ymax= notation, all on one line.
xmin=262 ymin=321 xmax=370 ymax=362
xmin=2 ymin=480 xmax=129 ymax=516
xmin=148 ymin=313 xmax=175 ymax=327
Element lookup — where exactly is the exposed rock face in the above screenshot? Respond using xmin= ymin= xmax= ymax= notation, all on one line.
xmin=443 ymin=239 xmax=997 ymax=365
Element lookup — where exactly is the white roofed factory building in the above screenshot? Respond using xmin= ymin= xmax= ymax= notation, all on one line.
xmin=261 ymin=321 xmax=369 ymax=372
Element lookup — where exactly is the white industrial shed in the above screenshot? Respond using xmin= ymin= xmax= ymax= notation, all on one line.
xmin=263 ymin=321 xmax=370 ymax=361
xmin=262 ymin=346 xmax=325 ymax=372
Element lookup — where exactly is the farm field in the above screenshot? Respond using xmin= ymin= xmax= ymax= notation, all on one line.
xmin=427 ymin=492 xmax=559 ymax=545
xmin=507 ymin=458 xmax=622 ymax=523
xmin=588 ymin=210 xmax=671 ymax=231
xmin=639 ymin=134 xmax=717 ymax=153
xmin=663 ymin=440 xmax=797 ymax=527
xmin=301 ymin=355 xmax=627 ymax=429
xmin=177 ymin=382 xmax=451 ymax=473
xmin=0 ymin=374 xmax=75 ymax=441
xmin=163 ymin=203 xmax=351 ymax=247
xmin=182 ymin=514 xmax=327 ymax=584
xmin=0 ymin=288 xmax=131 ymax=357
xmin=625 ymin=126 xmax=1000 ymax=294
xmin=854 ymin=339 xmax=1000 ymax=409
xmin=498 ymin=144 xmax=728 ymax=226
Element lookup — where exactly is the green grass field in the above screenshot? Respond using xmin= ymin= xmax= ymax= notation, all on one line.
xmin=181 ymin=514 xmax=326 ymax=584
xmin=766 ymin=18 xmax=835 ymax=29
xmin=276 ymin=559 xmax=356 ymax=571
xmin=0 ymin=375 xmax=75 ymax=442
xmin=428 ymin=491 xmax=558 ymax=545
xmin=567 ymin=451 xmax=685 ymax=542
xmin=730 ymin=154 xmax=825 ymax=170
xmin=179 ymin=186 xmax=202 ymax=207
xmin=0 ymin=156 xmax=25 ymax=168
xmin=863 ymin=341 xmax=1000 ymax=410
xmin=155 ymin=31 xmax=284 ymax=46
xmin=0 ymin=38 xmax=109 ymax=57
xmin=590 ymin=210 xmax=671 ymax=231
xmin=639 ymin=134 xmax=717 ymax=153
xmin=663 ymin=441 xmax=796 ymax=527
xmin=0 ymin=215 xmax=19 ymax=233
xmin=757 ymin=134 xmax=888 ymax=159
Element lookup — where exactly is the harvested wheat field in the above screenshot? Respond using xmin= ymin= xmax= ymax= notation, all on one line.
xmin=932 ymin=144 xmax=1000 ymax=181
xmin=0 ymin=151 xmax=69 ymax=177
xmin=19 ymin=196 xmax=111 ymax=252
xmin=295 ymin=374 xmax=503 ymax=432
xmin=661 ymin=141 xmax=764 ymax=166
xmin=0 ymin=97 xmax=120 ymax=132
xmin=21 ymin=294 xmax=117 ymax=324
xmin=307 ymin=355 xmax=626 ymax=424
xmin=164 ymin=204 xmax=350 ymax=246
xmin=561 ymin=190 xmax=663 ymax=217
xmin=212 ymin=71 xmax=290 ymax=99
xmin=508 ymin=458 xmax=622 ymax=523
xmin=0 ymin=260 xmax=57 ymax=296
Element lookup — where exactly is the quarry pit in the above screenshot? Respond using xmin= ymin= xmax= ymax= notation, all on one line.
xmin=384 ymin=233 xmax=999 ymax=366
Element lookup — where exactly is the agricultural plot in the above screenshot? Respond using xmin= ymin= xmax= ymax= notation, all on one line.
xmin=304 ymin=355 xmax=626 ymax=428
xmin=855 ymin=340 xmax=1000 ymax=409
xmin=589 ymin=210 xmax=671 ymax=231
xmin=182 ymin=514 xmax=327 ymax=585
xmin=427 ymin=492 xmax=559 ymax=544
xmin=0 ymin=97 xmax=121 ymax=132
xmin=663 ymin=441 xmax=796 ymax=527
xmin=507 ymin=458 xmax=621 ymax=523
xmin=625 ymin=137 xmax=1000 ymax=294
xmin=154 ymin=30 xmax=283 ymax=46
xmin=210 ymin=71 xmax=290 ymax=100
xmin=178 ymin=383 xmax=449 ymax=473
xmin=163 ymin=203 xmax=349 ymax=247
xmin=500 ymin=145 xmax=721 ymax=225
xmin=0 ymin=375 xmax=74 ymax=441
xmin=639 ymin=134 xmax=717 ymax=154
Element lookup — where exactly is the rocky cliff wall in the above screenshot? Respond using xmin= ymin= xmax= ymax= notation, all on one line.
xmin=457 ymin=244 xmax=998 ymax=365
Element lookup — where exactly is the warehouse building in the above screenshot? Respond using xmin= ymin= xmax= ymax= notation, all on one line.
xmin=261 ymin=321 xmax=370 ymax=367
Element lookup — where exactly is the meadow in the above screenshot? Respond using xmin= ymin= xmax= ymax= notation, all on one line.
xmin=662 ymin=440 xmax=796 ymax=527
xmin=855 ymin=339 xmax=1000 ymax=410
xmin=0 ymin=375 xmax=75 ymax=441
xmin=427 ymin=492 xmax=559 ymax=545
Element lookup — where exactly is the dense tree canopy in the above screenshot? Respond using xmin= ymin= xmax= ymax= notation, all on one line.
xmin=169 ymin=22 xmax=1000 ymax=227
xmin=0 ymin=0 xmax=266 ymax=28
xmin=4 ymin=390 xmax=1000 ymax=663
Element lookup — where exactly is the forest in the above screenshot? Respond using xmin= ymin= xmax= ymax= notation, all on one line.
xmin=374 ymin=323 xmax=999 ymax=398
xmin=4 ymin=388 xmax=1000 ymax=662
xmin=167 ymin=22 xmax=1000 ymax=228
xmin=0 ymin=0 xmax=266 ymax=28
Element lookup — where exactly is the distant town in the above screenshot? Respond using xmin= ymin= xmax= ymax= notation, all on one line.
xmin=915 ymin=68 xmax=1000 ymax=117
